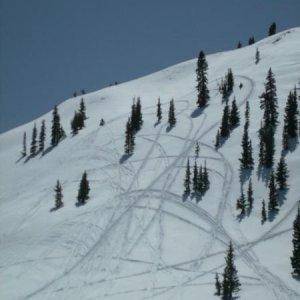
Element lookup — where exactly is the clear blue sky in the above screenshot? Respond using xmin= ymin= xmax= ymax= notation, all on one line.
xmin=0 ymin=0 xmax=299 ymax=133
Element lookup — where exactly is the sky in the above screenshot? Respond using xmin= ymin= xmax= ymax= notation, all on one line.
xmin=0 ymin=0 xmax=299 ymax=133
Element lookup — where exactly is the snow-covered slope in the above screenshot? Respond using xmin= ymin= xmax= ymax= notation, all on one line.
xmin=1 ymin=28 xmax=300 ymax=300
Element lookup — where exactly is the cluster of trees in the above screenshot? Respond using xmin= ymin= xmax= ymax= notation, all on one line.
xmin=236 ymin=22 xmax=276 ymax=49
xmin=196 ymin=51 xmax=210 ymax=108
xmin=22 ymin=105 xmax=66 ymax=158
xmin=219 ymin=69 xmax=234 ymax=100
xmin=183 ymin=159 xmax=210 ymax=199
xmin=215 ymin=241 xmax=241 ymax=299
xmin=71 ymin=98 xmax=87 ymax=135
xmin=53 ymin=171 xmax=90 ymax=210
xmin=124 ymin=97 xmax=143 ymax=155
xmin=215 ymin=98 xmax=240 ymax=148
xmin=236 ymin=179 xmax=254 ymax=217
xmin=73 ymin=89 xmax=86 ymax=97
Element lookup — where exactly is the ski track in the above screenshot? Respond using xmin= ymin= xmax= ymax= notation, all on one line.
xmin=19 ymin=75 xmax=299 ymax=299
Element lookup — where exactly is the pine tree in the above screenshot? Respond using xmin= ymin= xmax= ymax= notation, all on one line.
xmin=183 ymin=159 xmax=191 ymax=196
xmin=192 ymin=161 xmax=198 ymax=194
xmin=226 ymin=69 xmax=234 ymax=94
xmin=268 ymin=171 xmax=279 ymax=215
xmin=264 ymin=124 xmax=275 ymax=168
xmin=255 ymin=48 xmax=260 ymax=64
xmin=221 ymin=241 xmax=241 ymax=299
xmin=136 ymin=97 xmax=143 ymax=129
xmin=282 ymin=90 xmax=298 ymax=148
xmin=237 ymin=41 xmax=242 ymax=48
xmin=30 ymin=124 xmax=37 ymax=156
xmin=229 ymin=97 xmax=240 ymax=129
xmin=198 ymin=165 xmax=204 ymax=195
xmin=258 ymin=121 xmax=266 ymax=165
xmin=268 ymin=22 xmax=276 ymax=36
xmin=54 ymin=180 xmax=63 ymax=209
xmin=220 ymin=102 xmax=230 ymax=138
xmin=245 ymin=101 xmax=250 ymax=128
xmin=51 ymin=105 xmax=62 ymax=146
xmin=79 ymin=98 xmax=87 ymax=120
xmin=260 ymin=68 xmax=278 ymax=127
xmin=39 ymin=120 xmax=46 ymax=153
xmin=276 ymin=156 xmax=289 ymax=190
xmin=202 ymin=161 xmax=210 ymax=193
xmin=248 ymin=36 xmax=255 ymax=45
xmin=168 ymin=99 xmax=176 ymax=127
xmin=21 ymin=132 xmax=27 ymax=157
xmin=124 ymin=118 xmax=135 ymax=155
xmin=77 ymin=171 xmax=90 ymax=205
xmin=261 ymin=199 xmax=267 ymax=224
xmin=291 ymin=203 xmax=300 ymax=277
xmin=247 ymin=179 xmax=254 ymax=213
xmin=196 ymin=51 xmax=210 ymax=108
xmin=195 ymin=142 xmax=200 ymax=157
xmin=236 ymin=189 xmax=246 ymax=216
xmin=71 ymin=111 xmax=84 ymax=135
xmin=156 ymin=97 xmax=162 ymax=123
xmin=215 ymin=273 xmax=221 ymax=296
xmin=239 ymin=122 xmax=253 ymax=169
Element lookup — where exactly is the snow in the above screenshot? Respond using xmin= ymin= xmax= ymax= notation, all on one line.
xmin=1 ymin=28 xmax=300 ymax=300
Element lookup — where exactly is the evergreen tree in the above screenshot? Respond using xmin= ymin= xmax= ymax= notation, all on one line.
xmin=168 ymin=99 xmax=176 ymax=127
xmin=276 ymin=156 xmax=289 ymax=190
xmin=184 ymin=159 xmax=191 ymax=196
xmin=221 ymin=241 xmax=241 ymax=299
xmin=215 ymin=273 xmax=221 ymax=296
xmin=268 ymin=22 xmax=276 ymax=36
xmin=54 ymin=180 xmax=63 ymax=209
xmin=195 ymin=142 xmax=200 ymax=157
xmin=237 ymin=41 xmax=242 ymax=48
xmin=220 ymin=102 xmax=230 ymax=138
xmin=196 ymin=51 xmax=210 ymax=108
xmin=229 ymin=97 xmax=240 ymax=129
xmin=245 ymin=101 xmax=250 ymax=128
xmin=226 ymin=69 xmax=234 ymax=94
xmin=198 ymin=165 xmax=204 ymax=195
xmin=215 ymin=130 xmax=221 ymax=149
xmin=192 ymin=160 xmax=198 ymax=194
xmin=236 ymin=189 xmax=246 ymax=216
xmin=156 ymin=97 xmax=162 ymax=123
xmin=258 ymin=121 xmax=266 ymax=166
xmin=239 ymin=122 xmax=253 ymax=169
xmin=264 ymin=124 xmax=275 ymax=168
xmin=202 ymin=161 xmax=210 ymax=193
xmin=21 ymin=132 xmax=27 ymax=157
xmin=99 ymin=118 xmax=105 ymax=126
xmin=247 ymin=179 xmax=254 ymax=213
xmin=260 ymin=68 xmax=278 ymax=127
xmin=268 ymin=171 xmax=279 ymax=215
xmin=291 ymin=203 xmax=300 ymax=277
xmin=51 ymin=105 xmax=62 ymax=146
xmin=77 ymin=171 xmax=90 ymax=205
xmin=248 ymin=36 xmax=255 ymax=45
xmin=282 ymin=90 xmax=298 ymax=149
xmin=261 ymin=199 xmax=267 ymax=224
xmin=124 ymin=118 xmax=135 ymax=155
xmin=79 ymin=98 xmax=87 ymax=120
xmin=255 ymin=48 xmax=260 ymax=64
xmin=39 ymin=120 xmax=46 ymax=153
xmin=30 ymin=124 xmax=38 ymax=156
xmin=71 ymin=111 xmax=84 ymax=135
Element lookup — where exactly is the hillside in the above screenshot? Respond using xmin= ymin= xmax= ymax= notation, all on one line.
xmin=0 ymin=28 xmax=300 ymax=300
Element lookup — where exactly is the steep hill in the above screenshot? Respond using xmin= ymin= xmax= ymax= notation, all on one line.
xmin=1 ymin=28 xmax=300 ymax=300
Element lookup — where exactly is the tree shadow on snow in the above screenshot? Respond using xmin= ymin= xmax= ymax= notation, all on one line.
xmin=50 ymin=204 xmax=64 ymax=212
xmin=15 ymin=155 xmax=25 ymax=164
xmin=119 ymin=153 xmax=132 ymax=164
xmin=256 ymin=165 xmax=272 ymax=186
xmin=239 ymin=168 xmax=252 ymax=185
xmin=278 ymin=188 xmax=289 ymax=206
xmin=268 ymin=209 xmax=279 ymax=222
xmin=190 ymin=107 xmax=205 ymax=118
xmin=166 ymin=125 xmax=174 ymax=133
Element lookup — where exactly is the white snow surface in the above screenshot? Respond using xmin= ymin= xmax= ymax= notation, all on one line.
xmin=1 ymin=28 xmax=300 ymax=300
